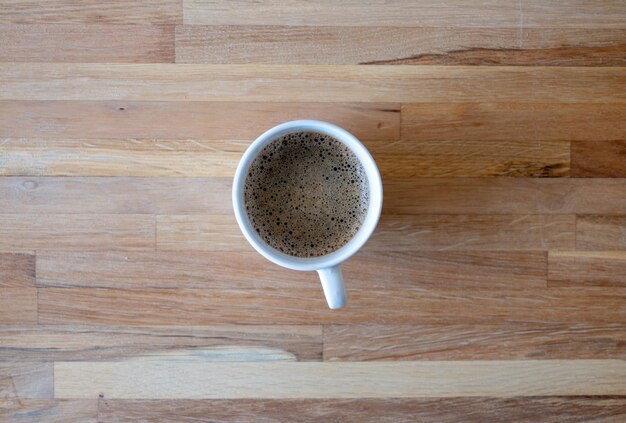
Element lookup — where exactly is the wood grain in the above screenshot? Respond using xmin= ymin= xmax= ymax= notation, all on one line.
xmin=37 ymin=287 xmax=626 ymax=325
xmin=0 ymin=253 xmax=34 ymax=286
xmin=182 ymin=0 xmax=520 ymax=27
xmin=0 ymin=362 xmax=53 ymax=400
xmin=522 ymin=0 xmax=626 ymax=28
xmin=0 ymin=177 xmax=232 ymax=214
xmin=0 ymin=214 xmax=154 ymax=252
xmin=571 ymin=141 xmax=626 ymax=177
xmin=576 ymin=216 xmax=626 ymax=251
xmin=384 ymin=179 xmax=626 ymax=215
xmin=549 ymin=251 xmax=626 ymax=287
xmin=0 ymin=288 xmax=37 ymax=324
xmin=0 ymin=325 xmax=322 ymax=362
xmin=2 ymin=400 xmax=96 ymax=423
xmin=324 ymin=324 xmax=626 ymax=361
xmin=54 ymin=360 xmax=626 ymax=399
xmin=0 ymin=25 xmax=174 ymax=63
xmin=35 ymin=251 xmax=546 ymax=290
xmin=97 ymin=397 xmax=626 ymax=423
xmin=401 ymin=103 xmax=626 ymax=141
xmin=156 ymin=215 xmax=248 ymax=252
xmin=0 ymin=101 xmax=399 ymax=140
xmin=1 ymin=64 xmax=623 ymax=103
xmin=0 ymin=0 xmax=181 ymax=24
xmin=374 ymin=140 xmax=570 ymax=178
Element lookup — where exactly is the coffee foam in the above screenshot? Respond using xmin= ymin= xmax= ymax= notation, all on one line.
xmin=244 ymin=131 xmax=369 ymax=258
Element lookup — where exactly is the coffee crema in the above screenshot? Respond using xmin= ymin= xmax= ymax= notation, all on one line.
xmin=244 ymin=131 xmax=369 ymax=258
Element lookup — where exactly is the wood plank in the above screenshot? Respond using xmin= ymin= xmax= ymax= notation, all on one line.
xmin=156 ymin=214 xmax=248 ymax=252
xmin=0 ymin=252 xmax=34 ymax=286
xmin=0 ymin=288 xmax=37 ymax=324
xmin=374 ymin=140 xmax=570 ymax=178
xmin=36 ymin=251 xmax=547 ymax=290
xmin=98 ymin=398 xmax=626 ymax=423
xmin=571 ymin=141 xmax=626 ymax=177
xmin=0 ymin=177 xmax=231 ymax=214
xmin=523 ymin=0 xmax=626 ymax=28
xmin=37 ymin=287 xmax=626 ymax=325
xmin=177 ymin=26 xmax=626 ymax=66
xmin=0 ymin=325 xmax=322 ymax=362
xmin=0 ymin=215 xmax=154 ymax=252
xmin=0 ymin=362 xmax=53 ymax=400
xmin=182 ymin=0 xmax=520 ymax=27
xmin=55 ymin=360 xmax=626 ymax=399
xmin=577 ymin=216 xmax=626 ymax=251
xmin=0 ymin=24 xmax=174 ymax=63
xmin=0 ymin=0 xmax=181 ymax=24
xmin=549 ymin=251 xmax=626 ymax=287
xmin=401 ymin=103 xmax=626 ymax=141
xmin=1 ymin=64 xmax=623 ymax=103
xmin=384 ymin=179 xmax=626 ymax=215
xmin=0 ymin=101 xmax=399 ymax=141
xmin=324 ymin=324 xmax=626 ymax=361
xmin=2 ymin=400 xmax=96 ymax=423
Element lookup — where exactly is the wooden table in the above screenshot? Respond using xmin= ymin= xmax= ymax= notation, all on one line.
xmin=1 ymin=1 xmax=626 ymax=421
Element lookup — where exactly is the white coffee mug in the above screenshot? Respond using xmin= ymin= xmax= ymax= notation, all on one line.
xmin=232 ymin=120 xmax=383 ymax=309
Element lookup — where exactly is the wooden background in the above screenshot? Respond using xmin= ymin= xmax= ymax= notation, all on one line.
xmin=1 ymin=1 xmax=626 ymax=422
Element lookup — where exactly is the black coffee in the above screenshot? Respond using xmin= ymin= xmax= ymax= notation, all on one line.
xmin=244 ymin=131 xmax=369 ymax=258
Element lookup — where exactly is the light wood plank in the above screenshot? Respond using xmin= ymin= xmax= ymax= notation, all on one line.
xmin=0 ymin=214 xmax=154 ymax=252
xmin=98 ymin=398 xmax=626 ymax=423
xmin=0 ymin=177 xmax=231 ymax=214
xmin=2 ymin=400 xmax=96 ymax=423
xmin=0 ymin=252 xmax=34 ymax=286
xmin=37 ymin=287 xmax=626 ymax=325
xmin=0 ymin=288 xmax=37 ymax=324
xmin=182 ymin=0 xmax=520 ymax=27
xmin=571 ymin=141 xmax=626 ymax=178
xmin=36 ymin=251 xmax=546 ymax=290
xmin=1 ymin=64 xmax=623 ymax=103
xmin=0 ymin=325 xmax=322 ymax=362
xmin=523 ymin=0 xmax=626 ymax=28
xmin=156 ymin=214 xmax=247 ymax=252
xmin=401 ymin=103 xmax=626 ymax=141
xmin=0 ymin=24 xmax=174 ymax=63
xmin=577 ymin=216 xmax=626 ymax=251
xmin=0 ymin=0 xmax=181 ymax=24
xmin=549 ymin=251 xmax=626 ymax=287
xmin=55 ymin=360 xmax=626 ymax=399
xmin=384 ymin=179 xmax=626 ymax=215
xmin=324 ymin=324 xmax=626 ymax=361
xmin=374 ymin=140 xmax=570 ymax=178
xmin=0 ymin=101 xmax=399 ymax=140
xmin=0 ymin=363 xmax=53 ymax=400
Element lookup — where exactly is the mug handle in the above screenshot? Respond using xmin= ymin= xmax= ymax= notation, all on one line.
xmin=317 ymin=266 xmax=347 ymax=309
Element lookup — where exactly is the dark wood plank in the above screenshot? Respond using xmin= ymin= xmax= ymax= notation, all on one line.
xmin=549 ymin=251 xmax=626 ymax=287
xmin=0 ymin=362 xmax=53 ymax=400
xmin=0 ymin=0 xmax=181 ymax=24
xmin=0 ymin=101 xmax=399 ymax=141
xmin=383 ymin=179 xmax=626 ymax=215
xmin=523 ymin=0 xmax=626 ymax=28
xmin=401 ymin=103 xmax=626 ymax=141
xmin=0 ymin=325 xmax=322 ymax=362
xmin=0 ymin=24 xmax=174 ymax=63
xmin=97 ymin=397 xmax=626 ymax=423
xmin=0 ymin=288 xmax=37 ymax=323
xmin=577 ymin=216 xmax=626 ymax=251
xmin=36 ymin=251 xmax=546 ymax=290
xmin=2 ymin=400 xmax=96 ymax=423
xmin=0 ymin=253 xmax=34 ymax=287
xmin=324 ymin=324 xmax=626 ymax=361
xmin=0 ymin=215 xmax=154 ymax=252
xmin=571 ymin=141 xmax=626 ymax=177
xmin=37 ymin=287 xmax=626 ymax=325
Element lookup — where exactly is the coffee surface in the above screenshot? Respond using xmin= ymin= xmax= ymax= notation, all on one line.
xmin=244 ymin=131 xmax=369 ymax=258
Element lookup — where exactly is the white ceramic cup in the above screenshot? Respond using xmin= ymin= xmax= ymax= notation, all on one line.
xmin=232 ymin=120 xmax=383 ymax=309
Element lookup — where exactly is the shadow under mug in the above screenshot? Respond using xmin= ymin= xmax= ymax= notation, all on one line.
xmin=232 ymin=120 xmax=383 ymax=309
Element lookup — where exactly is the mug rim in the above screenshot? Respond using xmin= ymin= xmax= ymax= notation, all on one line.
xmin=232 ymin=120 xmax=383 ymax=271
